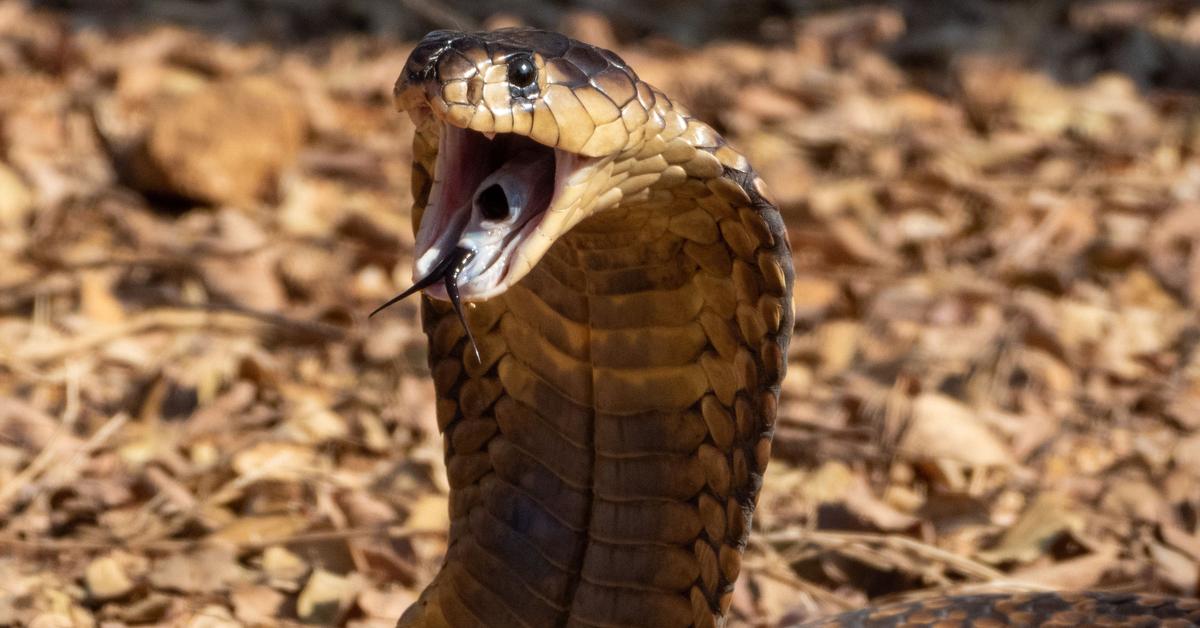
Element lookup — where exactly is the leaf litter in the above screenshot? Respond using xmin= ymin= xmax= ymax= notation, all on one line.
xmin=1 ymin=1 xmax=1199 ymax=626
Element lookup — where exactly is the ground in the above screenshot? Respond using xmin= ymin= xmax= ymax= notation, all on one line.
xmin=1 ymin=1 xmax=1199 ymax=626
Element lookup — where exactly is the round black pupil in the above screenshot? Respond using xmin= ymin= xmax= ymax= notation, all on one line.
xmin=509 ymin=58 xmax=535 ymax=87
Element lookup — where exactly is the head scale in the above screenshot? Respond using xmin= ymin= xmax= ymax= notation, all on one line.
xmin=395 ymin=27 xmax=647 ymax=157
xmin=380 ymin=27 xmax=665 ymax=319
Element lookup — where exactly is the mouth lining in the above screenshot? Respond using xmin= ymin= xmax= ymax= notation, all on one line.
xmin=467 ymin=131 xmax=558 ymax=250
xmin=410 ymin=122 xmax=570 ymax=301
xmin=373 ymin=105 xmax=611 ymax=356
xmin=477 ymin=183 xmax=510 ymax=221
xmin=372 ymin=122 xmax=566 ymax=357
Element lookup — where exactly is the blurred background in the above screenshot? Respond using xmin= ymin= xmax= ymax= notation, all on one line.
xmin=2 ymin=0 xmax=1199 ymax=625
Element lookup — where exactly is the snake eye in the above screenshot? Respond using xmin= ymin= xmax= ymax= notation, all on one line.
xmin=507 ymin=55 xmax=536 ymax=88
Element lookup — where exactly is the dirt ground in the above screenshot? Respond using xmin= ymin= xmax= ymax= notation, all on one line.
xmin=1 ymin=1 xmax=1199 ymax=626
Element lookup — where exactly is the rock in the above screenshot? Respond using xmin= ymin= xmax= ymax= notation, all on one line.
xmin=297 ymin=569 xmax=359 ymax=625
xmin=129 ymin=76 xmax=307 ymax=205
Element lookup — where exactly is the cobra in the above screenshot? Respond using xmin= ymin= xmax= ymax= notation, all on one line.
xmin=376 ymin=28 xmax=1200 ymax=628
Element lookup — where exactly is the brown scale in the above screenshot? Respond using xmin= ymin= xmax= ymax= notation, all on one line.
xmin=385 ymin=27 xmax=1200 ymax=628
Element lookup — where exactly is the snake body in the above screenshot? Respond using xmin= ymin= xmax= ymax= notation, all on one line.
xmin=387 ymin=28 xmax=1200 ymax=628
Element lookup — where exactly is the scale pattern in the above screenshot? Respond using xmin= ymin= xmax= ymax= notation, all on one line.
xmin=396 ymin=27 xmax=792 ymax=628
xmin=391 ymin=27 xmax=1200 ymax=628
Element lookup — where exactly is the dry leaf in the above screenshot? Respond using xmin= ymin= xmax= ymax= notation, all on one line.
xmin=232 ymin=584 xmax=286 ymax=625
xmin=357 ymin=585 xmax=416 ymax=620
xmin=262 ymin=545 xmax=310 ymax=585
xmin=978 ymin=493 xmax=1083 ymax=564
xmin=182 ymin=604 xmax=241 ymax=628
xmin=232 ymin=441 xmax=318 ymax=481
xmin=1149 ymin=541 xmax=1200 ymax=593
xmin=899 ymin=394 xmax=1014 ymax=468
xmin=0 ymin=162 xmax=32 ymax=230
xmin=1010 ymin=547 xmax=1119 ymax=590
xmin=2 ymin=5 xmax=1199 ymax=625
xmin=297 ymin=569 xmax=360 ymax=625
xmin=816 ymin=320 xmax=860 ymax=377
xmin=84 ymin=555 xmax=137 ymax=600
xmin=211 ymin=513 xmax=310 ymax=546
xmin=149 ymin=545 xmax=248 ymax=594
xmin=404 ymin=494 xmax=449 ymax=533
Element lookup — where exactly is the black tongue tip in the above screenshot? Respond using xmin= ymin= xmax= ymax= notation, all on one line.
xmin=441 ymin=248 xmax=481 ymax=363
xmin=370 ymin=246 xmax=481 ymax=362
xmin=368 ymin=246 xmax=460 ymax=318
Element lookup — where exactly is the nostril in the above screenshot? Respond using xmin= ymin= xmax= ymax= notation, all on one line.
xmin=477 ymin=184 xmax=509 ymax=221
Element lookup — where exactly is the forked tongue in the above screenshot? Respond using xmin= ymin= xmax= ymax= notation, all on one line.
xmin=370 ymin=246 xmax=481 ymax=361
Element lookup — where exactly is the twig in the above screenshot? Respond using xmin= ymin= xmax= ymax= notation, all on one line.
xmin=0 ymin=411 xmax=128 ymax=513
xmin=187 ymin=302 xmax=347 ymax=342
xmin=6 ymin=306 xmax=345 ymax=365
xmin=745 ymin=540 xmax=859 ymax=611
xmin=0 ymin=525 xmax=442 ymax=554
xmin=757 ymin=527 xmax=1012 ymax=582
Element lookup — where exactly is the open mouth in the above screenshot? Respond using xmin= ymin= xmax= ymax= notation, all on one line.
xmin=372 ymin=118 xmax=601 ymax=357
xmin=411 ymin=125 xmax=561 ymax=302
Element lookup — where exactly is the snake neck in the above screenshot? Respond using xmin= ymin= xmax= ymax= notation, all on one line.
xmin=401 ymin=113 xmax=794 ymax=628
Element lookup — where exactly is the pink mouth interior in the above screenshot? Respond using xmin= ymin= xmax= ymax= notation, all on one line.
xmin=420 ymin=127 xmax=557 ymax=245
xmin=411 ymin=125 xmax=564 ymax=301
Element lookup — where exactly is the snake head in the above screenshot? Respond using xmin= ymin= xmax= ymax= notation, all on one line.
xmin=394 ymin=28 xmax=660 ymax=301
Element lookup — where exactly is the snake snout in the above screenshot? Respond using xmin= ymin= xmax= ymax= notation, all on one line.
xmin=394 ymin=28 xmax=653 ymax=303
